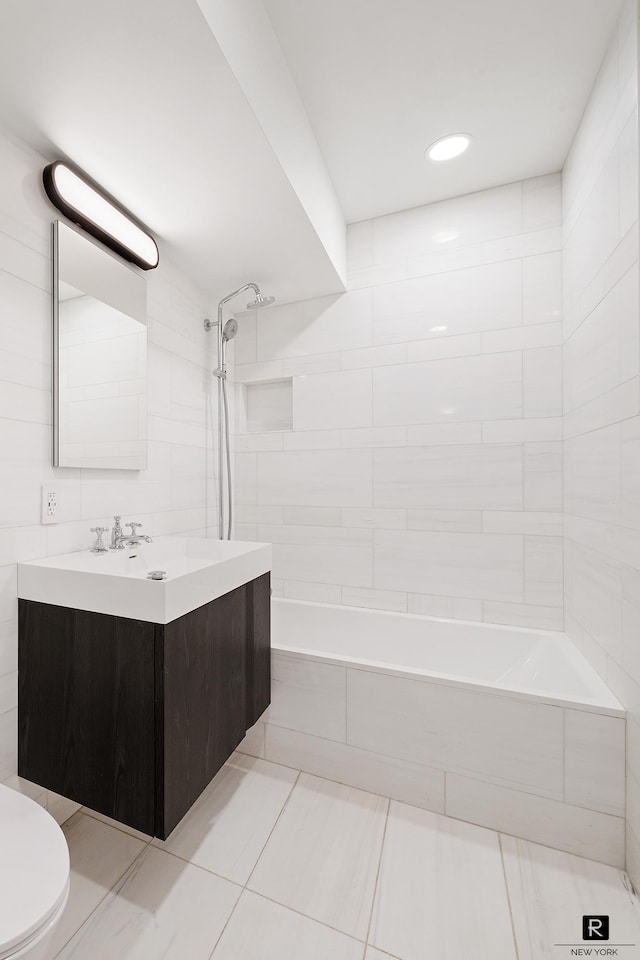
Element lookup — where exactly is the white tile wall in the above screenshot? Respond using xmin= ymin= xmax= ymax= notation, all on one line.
xmin=561 ymin=0 xmax=640 ymax=886
xmin=268 ymin=653 xmax=347 ymax=742
xmin=372 ymin=259 xmax=522 ymax=345
xmin=446 ymin=773 xmax=625 ymax=867
xmin=373 ymin=352 xmax=523 ymax=425
xmin=564 ymin=711 xmax=625 ymax=816
xmin=346 ymin=669 xmax=564 ymax=798
xmin=374 ymin=445 xmax=523 ymax=511
xmin=256 ymin=450 xmax=372 ymax=507
xmin=0 ymin=125 xmax=217 ymax=792
xmin=293 ymin=369 xmax=371 ymax=430
xmin=374 ymin=529 xmax=524 ymax=601
xmin=234 ymin=173 xmax=563 ymax=625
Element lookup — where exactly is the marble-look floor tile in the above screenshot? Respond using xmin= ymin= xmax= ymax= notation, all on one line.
xmin=153 ymin=754 xmax=298 ymax=884
xmin=212 ymin=890 xmax=364 ymax=960
xmin=81 ymin=807 xmax=153 ymax=842
xmin=47 ymin=812 xmax=148 ymax=958
xmin=46 ymin=790 xmax=82 ymax=825
xmin=1 ymin=773 xmax=46 ymax=806
xmin=501 ymin=834 xmax=640 ymax=959
xmin=369 ymin=802 xmax=516 ymax=960
xmin=236 ymin=721 xmax=266 ymax=758
xmin=248 ymin=773 xmax=388 ymax=939
xmin=57 ymin=845 xmax=240 ymax=960
xmin=366 ymin=949 xmax=401 ymax=960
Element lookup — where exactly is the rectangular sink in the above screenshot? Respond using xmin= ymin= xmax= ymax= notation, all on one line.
xmin=18 ymin=536 xmax=272 ymax=623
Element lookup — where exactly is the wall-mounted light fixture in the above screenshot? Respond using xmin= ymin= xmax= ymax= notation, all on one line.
xmin=43 ymin=161 xmax=159 ymax=270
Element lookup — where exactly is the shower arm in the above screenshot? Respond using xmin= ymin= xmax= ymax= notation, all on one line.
xmin=204 ymin=283 xmax=260 ymax=335
xmin=217 ymin=282 xmax=260 ymax=319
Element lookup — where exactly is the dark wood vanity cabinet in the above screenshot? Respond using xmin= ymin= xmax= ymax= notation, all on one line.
xmin=18 ymin=573 xmax=270 ymax=838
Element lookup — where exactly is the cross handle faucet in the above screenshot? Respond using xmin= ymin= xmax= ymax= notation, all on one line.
xmin=110 ymin=516 xmax=153 ymax=549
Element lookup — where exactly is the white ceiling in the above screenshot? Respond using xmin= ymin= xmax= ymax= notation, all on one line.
xmin=0 ymin=0 xmax=627 ymax=305
xmin=0 ymin=0 xmax=345 ymax=306
xmin=264 ymin=0 xmax=626 ymax=222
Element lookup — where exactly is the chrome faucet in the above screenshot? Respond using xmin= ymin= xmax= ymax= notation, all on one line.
xmin=110 ymin=517 xmax=152 ymax=550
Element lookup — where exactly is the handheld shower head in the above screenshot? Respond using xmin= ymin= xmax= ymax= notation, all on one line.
xmin=207 ymin=280 xmax=277 ymax=542
xmin=220 ymin=317 xmax=238 ymax=372
xmin=247 ymin=292 xmax=276 ymax=310
xmin=222 ymin=318 xmax=239 ymax=341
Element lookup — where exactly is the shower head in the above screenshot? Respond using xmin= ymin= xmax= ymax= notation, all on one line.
xmin=222 ymin=318 xmax=239 ymax=341
xmin=247 ymin=292 xmax=276 ymax=310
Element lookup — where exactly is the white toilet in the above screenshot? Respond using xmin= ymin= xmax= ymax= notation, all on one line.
xmin=0 ymin=783 xmax=70 ymax=960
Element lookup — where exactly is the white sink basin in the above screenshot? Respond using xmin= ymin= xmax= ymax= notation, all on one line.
xmin=18 ymin=536 xmax=272 ymax=624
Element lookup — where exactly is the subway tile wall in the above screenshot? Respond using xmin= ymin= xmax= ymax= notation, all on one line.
xmin=0 ymin=125 xmax=217 ymax=795
xmin=232 ymin=174 xmax=564 ymax=630
xmin=561 ymin=0 xmax=640 ymax=887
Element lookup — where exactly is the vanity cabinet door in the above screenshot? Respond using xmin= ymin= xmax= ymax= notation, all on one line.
xmin=246 ymin=572 xmax=271 ymax=727
xmin=157 ymin=582 xmax=248 ymax=838
xmin=18 ymin=599 xmax=156 ymax=834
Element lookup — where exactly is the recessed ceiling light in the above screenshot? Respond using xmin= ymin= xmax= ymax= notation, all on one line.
xmin=429 ymin=325 xmax=447 ymax=333
xmin=426 ymin=134 xmax=473 ymax=163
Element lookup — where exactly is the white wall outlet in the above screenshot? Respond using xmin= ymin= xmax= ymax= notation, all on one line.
xmin=41 ymin=486 xmax=58 ymax=525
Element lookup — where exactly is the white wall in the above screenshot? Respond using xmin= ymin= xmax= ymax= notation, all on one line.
xmin=561 ymin=0 xmax=640 ymax=886
xmin=232 ymin=174 xmax=563 ymax=629
xmin=0 ymin=125 xmax=217 ymax=809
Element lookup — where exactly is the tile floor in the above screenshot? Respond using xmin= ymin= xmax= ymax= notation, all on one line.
xmin=35 ymin=752 xmax=640 ymax=959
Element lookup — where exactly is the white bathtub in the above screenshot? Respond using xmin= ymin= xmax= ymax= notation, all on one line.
xmin=271 ymin=599 xmax=623 ymax=716
xmin=239 ymin=598 xmax=626 ymax=868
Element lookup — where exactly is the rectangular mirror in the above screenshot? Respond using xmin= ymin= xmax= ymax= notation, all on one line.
xmin=53 ymin=220 xmax=147 ymax=469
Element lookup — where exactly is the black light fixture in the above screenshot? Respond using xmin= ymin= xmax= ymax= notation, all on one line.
xmin=43 ymin=161 xmax=159 ymax=270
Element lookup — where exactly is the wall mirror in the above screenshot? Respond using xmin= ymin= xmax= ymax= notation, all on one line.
xmin=53 ymin=220 xmax=147 ymax=469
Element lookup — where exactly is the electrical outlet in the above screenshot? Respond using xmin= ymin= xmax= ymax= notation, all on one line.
xmin=41 ymin=486 xmax=58 ymax=524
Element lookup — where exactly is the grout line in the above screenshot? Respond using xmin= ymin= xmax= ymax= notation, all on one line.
xmin=362 ymin=795 xmax=390 ymax=954
xmin=80 ymin=807 xmax=153 ymax=844
xmin=244 ymin=769 xmax=302 ymax=890
xmin=562 ymin=708 xmax=566 ymax=802
xmin=345 ymin=667 xmax=349 ymax=744
xmin=239 ymin=887 xmax=369 ymax=945
xmin=147 ymin=842 xmax=245 ymax=887
xmin=498 ymin=833 xmax=521 ymax=960
xmin=51 ymin=842 xmax=150 ymax=959
xmin=205 ymin=884 xmax=244 ymax=960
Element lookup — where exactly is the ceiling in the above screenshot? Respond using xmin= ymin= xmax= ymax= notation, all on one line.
xmin=0 ymin=0 xmax=626 ymax=305
xmin=264 ymin=0 xmax=626 ymax=222
xmin=0 ymin=0 xmax=345 ymax=306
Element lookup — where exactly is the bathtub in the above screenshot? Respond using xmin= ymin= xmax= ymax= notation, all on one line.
xmin=239 ymin=598 xmax=626 ymax=867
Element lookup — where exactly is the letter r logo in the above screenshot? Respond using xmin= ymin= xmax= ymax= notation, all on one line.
xmin=582 ymin=915 xmax=609 ymax=940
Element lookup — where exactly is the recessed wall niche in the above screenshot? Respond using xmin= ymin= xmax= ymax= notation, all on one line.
xmin=245 ymin=378 xmax=293 ymax=433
